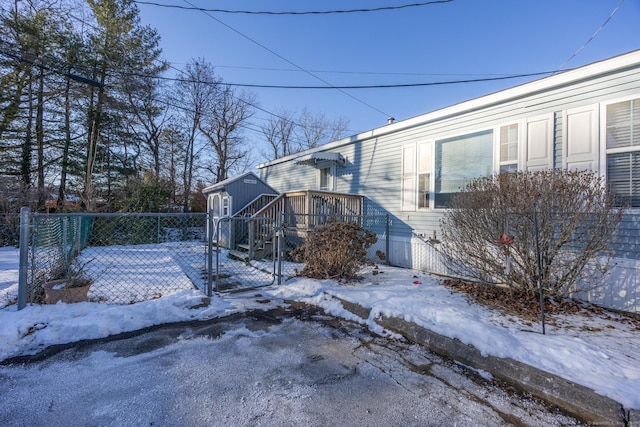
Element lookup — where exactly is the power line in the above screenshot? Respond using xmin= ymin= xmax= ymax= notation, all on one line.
xmin=108 ymin=68 xmax=558 ymax=89
xmin=180 ymin=0 xmax=392 ymax=118
xmin=556 ymin=0 xmax=625 ymax=71
xmin=201 ymin=63 xmax=534 ymax=77
xmin=133 ymin=0 xmax=453 ymax=15
xmin=0 ymin=42 xmax=102 ymax=87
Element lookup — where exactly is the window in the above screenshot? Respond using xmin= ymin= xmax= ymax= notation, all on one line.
xmin=401 ymin=143 xmax=431 ymax=211
xmin=499 ymin=124 xmax=518 ymax=173
xmin=418 ymin=142 xmax=431 ymax=208
xmin=606 ymin=98 xmax=640 ymax=206
xmin=320 ymin=167 xmax=331 ymax=191
xmin=401 ymin=145 xmax=416 ymax=211
xmin=435 ymin=130 xmax=493 ymax=208
xmin=222 ymin=196 xmax=229 ymax=216
xmin=318 ymin=163 xmax=335 ymax=191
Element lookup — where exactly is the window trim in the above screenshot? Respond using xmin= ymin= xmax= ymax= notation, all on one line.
xmin=400 ymin=142 xmax=434 ymax=212
xmin=433 ymin=128 xmax=495 ymax=209
xmin=401 ymin=143 xmax=417 ymax=212
xmin=316 ymin=161 xmax=336 ymax=191
xmin=417 ymin=141 xmax=432 ymax=210
xmin=221 ymin=195 xmax=230 ymax=216
xmin=600 ymin=95 xmax=640 ymax=208
xmin=496 ymin=121 xmax=521 ymax=173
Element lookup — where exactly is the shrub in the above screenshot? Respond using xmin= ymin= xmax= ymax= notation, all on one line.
xmin=440 ymin=170 xmax=623 ymax=298
xmin=292 ymin=219 xmax=378 ymax=282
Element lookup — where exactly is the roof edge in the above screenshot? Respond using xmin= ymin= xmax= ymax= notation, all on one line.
xmin=257 ymin=49 xmax=640 ymax=170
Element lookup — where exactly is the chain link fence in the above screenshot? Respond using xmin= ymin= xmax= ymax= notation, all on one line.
xmin=22 ymin=212 xmax=209 ymax=306
xmin=17 ymin=210 xmax=390 ymax=309
xmin=1 ymin=212 xmax=20 ymax=247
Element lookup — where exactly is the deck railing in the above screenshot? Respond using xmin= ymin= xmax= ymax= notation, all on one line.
xmin=239 ymin=190 xmax=363 ymax=260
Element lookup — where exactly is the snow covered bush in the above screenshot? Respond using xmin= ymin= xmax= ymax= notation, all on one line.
xmin=440 ymin=170 xmax=623 ymax=298
xmin=292 ymin=219 xmax=377 ymax=282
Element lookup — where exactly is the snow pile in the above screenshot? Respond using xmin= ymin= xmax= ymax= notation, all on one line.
xmin=1 ymin=247 xmax=638 ymax=409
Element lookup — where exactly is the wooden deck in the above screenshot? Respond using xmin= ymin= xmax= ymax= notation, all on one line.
xmin=233 ymin=190 xmax=363 ymax=260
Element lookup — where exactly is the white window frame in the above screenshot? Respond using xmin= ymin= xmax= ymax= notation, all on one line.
xmin=401 ymin=144 xmax=417 ymax=212
xmin=317 ymin=161 xmax=336 ymax=191
xmin=600 ymin=95 xmax=640 ymax=208
xmin=401 ymin=142 xmax=433 ymax=211
xmin=417 ymin=141 xmax=432 ymax=209
xmin=496 ymin=122 xmax=521 ymax=173
xmin=434 ymin=128 xmax=494 ymax=209
xmin=221 ymin=195 xmax=230 ymax=216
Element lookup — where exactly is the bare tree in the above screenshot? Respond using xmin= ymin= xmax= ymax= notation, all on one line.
xmin=439 ymin=170 xmax=623 ymax=298
xmin=174 ymin=59 xmax=218 ymax=210
xmin=260 ymin=109 xmax=297 ymax=159
xmin=198 ymin=85 xmax=255 ymax=183
xmin=260 ymin=107 xmax=350 ymax=161
xmin=297 ymin=107 xmax=349 ymax=149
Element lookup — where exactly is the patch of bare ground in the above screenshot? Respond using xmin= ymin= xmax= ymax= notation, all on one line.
xmin=441 ymin=279 xmax=640 ymax=331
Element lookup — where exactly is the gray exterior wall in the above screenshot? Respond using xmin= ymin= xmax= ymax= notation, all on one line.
xmin=257 ymin=51 xmax=640 ymax=312
xmin=203 ymin=172 xmax=278 ymax=216
xmin=260 ymin=51 xmax=640 ymax=241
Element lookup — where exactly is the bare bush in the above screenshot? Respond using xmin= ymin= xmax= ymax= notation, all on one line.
xmin=440 ymin=170 xmax=623 ymax=297
xmin=292 ymin=220 xmax=377 ymax=282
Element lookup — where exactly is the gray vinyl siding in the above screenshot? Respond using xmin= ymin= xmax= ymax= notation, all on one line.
xmin=612 ymin=213 xmax=640 ymax=260
xmin=258 ymin=52 xmax=640 ymax=261
xmin=203 ymin=173 xmax=278 ymax=215
xmin=553 ymin=111 xmax=563 ymax=169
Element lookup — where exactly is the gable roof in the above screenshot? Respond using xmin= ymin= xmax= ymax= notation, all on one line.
xmin=202 ymin=172 xmax=277 ymax=195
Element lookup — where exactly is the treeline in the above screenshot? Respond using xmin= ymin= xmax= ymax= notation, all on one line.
xmin=1 ymin=0 xmax=350 ymax=221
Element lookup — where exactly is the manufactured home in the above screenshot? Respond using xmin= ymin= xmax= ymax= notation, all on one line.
xmin=254 ymin=50 xmax=640 ymax=313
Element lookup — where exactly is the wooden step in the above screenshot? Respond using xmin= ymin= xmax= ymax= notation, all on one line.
xmin=228 ymin=250 xmax=250 ymax=262
xmin=236 ymin=243 xmax=250 ymax=251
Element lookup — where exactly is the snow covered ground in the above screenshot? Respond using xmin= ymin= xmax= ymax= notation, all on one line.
xmin=0 ymin=246 xmax=638 ymax=411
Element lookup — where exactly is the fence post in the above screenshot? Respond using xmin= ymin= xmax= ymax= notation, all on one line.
xmin=18 ymin=207 xmax=30 ymax=310
xmin=62 ymin=216 xmax=69 ymax=263
xmin=385 ymin=214 xmax=391 ymax=265
xmin=533 ymin=203 xmax=546 ymax=335
xmin=277 ymin=211 xmax=283 ymax=285
xmin=207 ymin=209 xmax=214 ymax=297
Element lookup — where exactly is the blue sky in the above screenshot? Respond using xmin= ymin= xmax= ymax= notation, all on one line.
xmin=136 ymin=0 xmax=640 ymax=142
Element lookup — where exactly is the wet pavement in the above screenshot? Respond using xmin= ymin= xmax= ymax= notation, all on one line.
xmin=0 ymin=308 xmax=582 ymax=426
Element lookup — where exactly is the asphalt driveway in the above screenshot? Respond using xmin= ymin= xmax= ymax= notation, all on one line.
xmin=0 ymin=309 xmax=581 ymax=426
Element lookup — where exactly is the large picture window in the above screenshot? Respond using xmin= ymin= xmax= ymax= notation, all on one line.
xmin=606 ymin=98 xmax=640 ymax=206
xmin=435 ymin=130 xmax=493 ymax=208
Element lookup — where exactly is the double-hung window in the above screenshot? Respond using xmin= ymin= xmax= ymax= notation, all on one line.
xmin=418 ymin=142 xmax=431 ymax=208
xmin=435 ymin=130 xmax=493 ymax=208
xmin=401 ymin=142 xmax=431 ymax=211
xmin=222 ymin=196 xmax=229 ymax=216
xmin=499 ymin=124 xmax=518 ymax=173
xmin=605 ymin=97 xmax=640 ymax=207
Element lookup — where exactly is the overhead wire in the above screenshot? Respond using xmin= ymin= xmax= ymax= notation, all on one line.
xmin=132 ymin=1 xmax=453 ymax=15
xmin=103 ymin=68 xmax=560 ymax=90
xmin=555 ymin=0 xmax=625 ymax=71
xmin=179 ymin=0 xmax=393 ymax=118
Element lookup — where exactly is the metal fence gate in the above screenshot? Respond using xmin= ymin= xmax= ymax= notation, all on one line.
xmin=17 ymin=209 xmax=389 ymax=310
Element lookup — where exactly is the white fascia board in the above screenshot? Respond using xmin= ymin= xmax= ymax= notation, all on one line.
xmin=257 ymin=49 xmax=640 ymax=170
